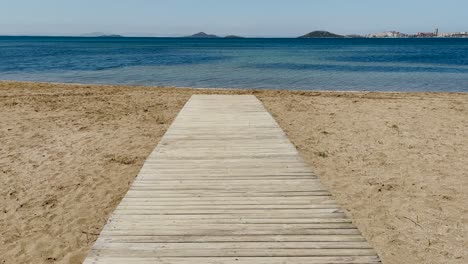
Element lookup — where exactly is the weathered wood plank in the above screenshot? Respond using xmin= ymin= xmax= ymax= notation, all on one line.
xmin=94 ymin=234 xmax=369 ymax=243
xmin=86 ymin=248 xmax=378 ymax=257
xmin=84 ymin=256 xmax=382 ymax=264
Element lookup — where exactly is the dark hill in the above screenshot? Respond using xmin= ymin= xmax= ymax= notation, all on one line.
xmin=186 ymin=32 xmax=220 ymax=38
xmin=299 ymin=31 xmax=344 ymax=38
xmin=80 ymin=32 xmax=124 ymax=37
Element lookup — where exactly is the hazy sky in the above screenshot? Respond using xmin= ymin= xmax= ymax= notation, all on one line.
xmin=1 ymin=0 xmax=467 ymax=37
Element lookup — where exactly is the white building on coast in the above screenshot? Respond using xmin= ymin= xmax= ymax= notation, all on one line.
xmin=367 ymin=31 xmax=407 ymax=38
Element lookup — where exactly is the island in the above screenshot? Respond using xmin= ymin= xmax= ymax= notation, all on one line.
xmin=299 ymin=31 xmax=344 ymax=38
xmin=186 ymin=32 xmax=220 ymax=38
xmin=80 ymin=32 xmax=124 ymax=37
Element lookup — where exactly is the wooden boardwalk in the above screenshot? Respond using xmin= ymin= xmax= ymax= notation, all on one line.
xmin=84 ymin=95 xmax=381 ymax=264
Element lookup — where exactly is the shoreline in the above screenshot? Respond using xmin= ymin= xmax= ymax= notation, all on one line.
xmin=3 ymin=80 xmax=468 ymax=95
xmin=1 ymin=81 xmax=467 ymax=264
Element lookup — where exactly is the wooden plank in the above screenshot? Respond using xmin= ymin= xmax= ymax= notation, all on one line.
xmin=86 ymin=248 xmax=378 ymax=257
xmin=99 ymin=229 xmax=362 ymax=236
xmin=107 ymin=213 xmax=350 ymax=220
xmin=93 ymin=234 xmax=368 ymax=243
xmin=84 ymin=256 xmax=381 ymax=264
xmin=83 ymin=95 xmax=381 ymax=263
xmin=91 ymin=241 xmax=374 ymax=250
xmin=106 ymin=218 xmax=352 ymax=224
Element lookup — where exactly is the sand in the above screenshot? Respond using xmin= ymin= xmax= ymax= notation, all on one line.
xmin=0 ymin=81 xmax=467 ymax=264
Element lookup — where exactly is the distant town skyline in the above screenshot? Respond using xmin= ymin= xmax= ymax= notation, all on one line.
xmin=1 ymin=0 xmax=467 ymax=37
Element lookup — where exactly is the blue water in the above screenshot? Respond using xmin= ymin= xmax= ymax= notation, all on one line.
xmin=1 ymin=36 xmax=468 ymax=91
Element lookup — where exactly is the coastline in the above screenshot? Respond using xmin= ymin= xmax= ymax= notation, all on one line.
xmin=1 ymin=81 xmax=467 ymax=264
xmin=4 ymin=79 xmax=468 ymax=95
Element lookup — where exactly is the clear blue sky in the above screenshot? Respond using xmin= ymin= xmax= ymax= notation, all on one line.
xmin=1 ymin=0 xmax=467 ymax=37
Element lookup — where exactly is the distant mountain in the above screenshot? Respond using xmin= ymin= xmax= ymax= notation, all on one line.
xmin=224 ymin=35 xmax=244 ymax=38
xmin=299 ymin=31 xmax=344 ymax=38
xmin=80 ymin=32 xmax=123 ymax=37
xmin=186 ymin=32 xmax=220 ymax=38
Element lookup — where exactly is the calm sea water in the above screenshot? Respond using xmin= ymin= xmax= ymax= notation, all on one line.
xmin=1 ymin=36 xmax=468 ymax=91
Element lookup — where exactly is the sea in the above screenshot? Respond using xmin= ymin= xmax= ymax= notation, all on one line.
xmin=1 ymin=36 xmax=468 ymax=92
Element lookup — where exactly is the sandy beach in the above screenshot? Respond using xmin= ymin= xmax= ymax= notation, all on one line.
xmin=0 ymin=81 xmax=467 ymax=264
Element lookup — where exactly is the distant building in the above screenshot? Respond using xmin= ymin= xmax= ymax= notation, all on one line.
xmin=414 ymin=32 xmax=436 ymax=38
xmin=438 ymin=32 xmax=451 ymax=37
xmin=451 ymin=32 xmax=468 ymax=38
xmin=411 ymin=28 xmax=441 ymax=38
xmin=435 ymin=31 xmax=468 ymax=38
xmin=367 ymin=31 xmax=407 ymax=38
xmin=364 ymin=28 xmax=467 ymax=38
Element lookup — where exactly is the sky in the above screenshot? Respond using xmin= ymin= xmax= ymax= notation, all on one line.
xmin=0 ymin=0 xmax=467 ymax=37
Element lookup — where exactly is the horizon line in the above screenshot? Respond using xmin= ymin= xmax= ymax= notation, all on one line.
xmin=1 ymin=29 xmax=467 ymax=39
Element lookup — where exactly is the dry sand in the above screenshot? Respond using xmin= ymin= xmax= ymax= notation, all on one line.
xmin=0 ymin=81 xmax=467 ymax=264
